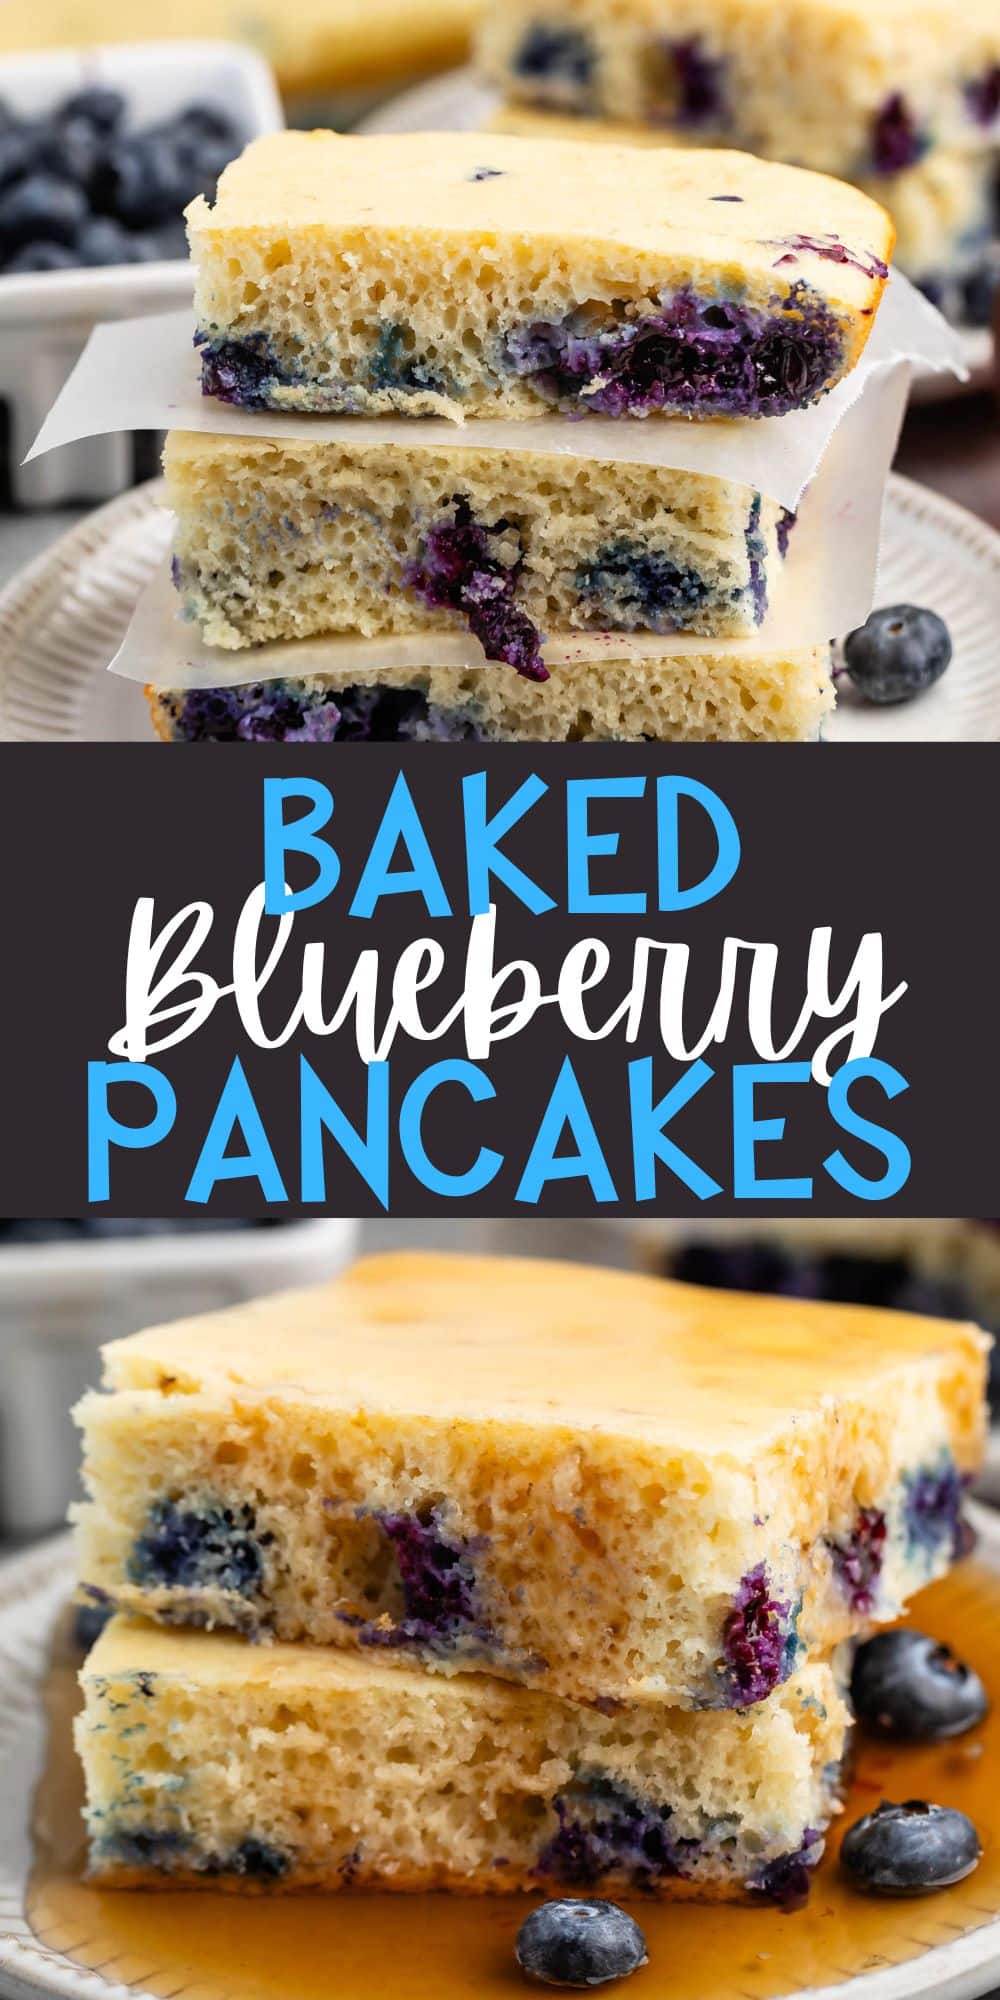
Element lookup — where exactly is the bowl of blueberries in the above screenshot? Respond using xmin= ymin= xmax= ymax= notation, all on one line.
xmin=0 ymin=40 xmax=282 ymax=507
xmin=0 ymin=1216 xmax=357 ymax=1540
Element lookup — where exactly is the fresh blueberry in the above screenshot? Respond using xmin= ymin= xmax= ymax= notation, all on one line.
xmin=179 ymin=135 xmax=235 ymax=199
xmin=95 ymin=135 xmax=186 ymax=227
xmin=841 ymin=1801 xmax=981 ymax=1895
xmin=150 ymin=219 xmax=189 ymax=260
xmin=75 ymin=215 xmax=140 ymax=265
xmin=40 ymin=115 xmax=102 ymax=191
xmin=843 ymin=604 xmax=952 ymax=705
xmin=851 ymin=1631 xmax=988 ymax=1743
xmin=516 ymin=1901 xmax=648 ymax=1988
xmin=3 ymin=239 xmax=78 ymax=272
xmin=59 ymin=86 xmax=126 ymax=135
xmin=173 ymin=102 xmax=237 ymax=145
xmin=0 ymin=171 xmax=88 ymax=249
xmin=0 ymin=124 xmax=42 ymax=188
xmin=129 ymin=230 xmax=173 ymax=263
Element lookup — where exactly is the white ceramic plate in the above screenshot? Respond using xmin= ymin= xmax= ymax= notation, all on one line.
xmin=3 ymin=1516 xmax=1000 ymax=2000
xmin=360 ymin=68 xmax=995 ymax=403
xmin=0 ymin=474 xmax=998 ymax=742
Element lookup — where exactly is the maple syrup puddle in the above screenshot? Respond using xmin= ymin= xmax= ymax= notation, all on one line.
xmin=27 ymin=1561 xmax=1000 ymax=2000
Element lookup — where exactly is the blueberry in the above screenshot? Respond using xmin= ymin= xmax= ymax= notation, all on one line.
xmin=129 ymin=231 xmax=173 ymax=263
xmin=722 ymin=1563 xmax=793 ymax=1706
xmin=96 ymin=135 xmax=188 ymax=227
xmin=228 ymin=1836 xmax=289 ymax=1880
xmin=40 ymin=115 xmax=102 ymax=191
xmin=59 ymin=87 xmax=126 ymax=135
xmin=667 ymin=38 xmax=727 ymax=125
xmin=0 ymin=124 xmax=42 ymax=189
xmin=536 ymin=1774 xmax=687 ymax=1888
xmin=404 ymin=496 xmax=546 ymax=680
xmin=961 ymin=265 xmax=998 ymax=329
xmin=841 ymin=1801 xmax=981 ymax=1895
xmin=3 ymin=239 xmax=78 ymax=272
xmin=513 ymin=24 xmax=595 ymax=87
xmin=128 ymin=1497 xmax=270 ymax=1596
xmin=75 ymin=215 xmax=140 ymax=266
xmin=72 ymin=1597 xmax=115 ymax=1652
xmin=0 ymin=172 xmax=88 ymax=249
xmin=843 ymin=604 xmax=952 ymax=705
xmin=851 ymin=1631 xmax=988 ymax=1743
xmin=174 ymin=102 xmax=237 ymax=145
xmin=516 ymin=1901 xmax=648 ymax=1988
xmin=179 ymin=135 xmax=236 ymax=199
xmin=150 ymin=219 xmax=188 ymax=259
xmin=871 ymin=94 xmax=927 ymax=173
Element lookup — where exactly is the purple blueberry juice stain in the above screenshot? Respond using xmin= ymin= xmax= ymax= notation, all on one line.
xmin=195 ymin=330 xmax=299 ymax=409
xmin=97 ymin=1827 xmax=291 ymax=1879
xmin=904 ymin=1459 xmax=973 ymax=1564
xmin=201 ymin=1838 xmax=291 ymax=1881
xmin=870 ymin=94 xmax=927 ymax=173
xmin=196 ymin=322 xmax=448 ymax=408
xmin=721 ymin=1564 xmax=794 ymax=1707
xmin=171 ymin=681 xmax=344 ymax=743
xmin=768 ymin=233 xmax=889 ymax=282
xmin=777 ymin=508 xmax=797 ymax=559
xmin=828 ymin=1504 xmax=887 ymax=1613
xmin=361 ymin=1504 xmax=490 ymax=1650
xmin=745 ymin=495 xmax=768 ymax=625
xmin=536 ymin=1774 xmax=695 ymax=1888
xmin=127 ymin=1497 xmax=271 ymax=1598
xmin=368 ymin=322 xmax=447 ymax=397
xmin=405 ymin=497 xmax=547 ymax=680
xmin=662 ymin=37 xmax=727 ymax=126
xmin=95 ymin=1828 xmax=190 ymax=1872
xmin=574 ymin=540 xmax=711 ymax=631
xmin=748 ymin=1830 xmax=823 ymax=1910
xmin=503 ymin=282 xmax=844 ymax=418
xmin=168 ymin=682 xmax=488 ymax=745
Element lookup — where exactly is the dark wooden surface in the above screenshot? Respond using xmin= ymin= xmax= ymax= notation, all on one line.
xmin=896 ymin=386 xmax=1000 ymax=532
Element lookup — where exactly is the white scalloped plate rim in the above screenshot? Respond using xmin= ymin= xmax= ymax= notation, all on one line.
xmin=2 ymin=1517 xmax=1000 ymax=2000
xmin=0 ymin=473 xmax=999 ymax=742
xmin=358 ymin=67 xmax=994 ymax=403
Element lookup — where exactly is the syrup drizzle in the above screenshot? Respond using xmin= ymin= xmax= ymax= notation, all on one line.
xmin=28 ymin=1561 xmax=1000 ymax=2000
